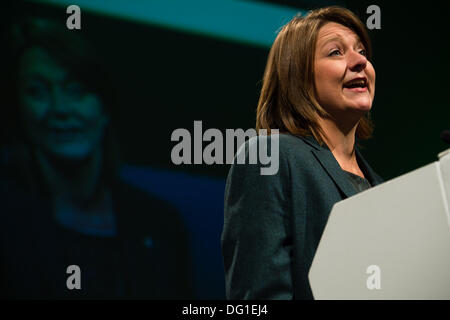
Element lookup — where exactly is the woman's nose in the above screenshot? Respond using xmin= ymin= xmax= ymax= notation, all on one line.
xmin=50 ymin=86 xmax=70 ymax=114
xmin=348 ymin=50 xmax=367 ymax=73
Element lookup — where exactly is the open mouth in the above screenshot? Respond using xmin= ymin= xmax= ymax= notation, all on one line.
xmin=343 ymin=77 xmax=368 ymax=91
xmin=47 ymin=126 xmax=83 ymax=141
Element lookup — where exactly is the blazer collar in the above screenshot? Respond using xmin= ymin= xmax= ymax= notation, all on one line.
xmin=299 ymin=135 xmax=381 ymax=198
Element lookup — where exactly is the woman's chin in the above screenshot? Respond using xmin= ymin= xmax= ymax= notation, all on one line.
xmin=356 ymin=104 xmax=372 ymax=113
xmin=347 ymin=100 xmax=372 ymax=114
xmin=42 ymin=143 xmax=94 ymax=162
xmin=342 ymin=94 xmax=373 ymax=111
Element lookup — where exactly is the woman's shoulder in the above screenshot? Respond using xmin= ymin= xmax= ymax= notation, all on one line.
xmin=245 ymin=133 xmax=316 ymax=153
xmin=238 ymin=133 xmax=317 ymax=167
xmin=227 ymin=133 xmax=318 ymax=183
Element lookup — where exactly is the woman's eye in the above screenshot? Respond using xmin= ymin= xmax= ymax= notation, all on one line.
xmin=64 ymin=81 xmax=86 ymax=99
xmin=359 ymin=49 xmax=367 ymax=57
xmin=329 ymin=49 xmax=341 ymax=56
xmin=24 ymin=81 xmax=50 ymax=100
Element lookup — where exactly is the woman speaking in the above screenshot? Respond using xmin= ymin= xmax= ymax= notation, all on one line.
xmin=221 ymin=6 xmax=384 ymax=300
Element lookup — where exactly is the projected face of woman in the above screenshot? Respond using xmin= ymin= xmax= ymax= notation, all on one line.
xmin=314 ymin=22 xmax=375 ymax=119
xmin=17 ymin=47 xmax=108 ymax=161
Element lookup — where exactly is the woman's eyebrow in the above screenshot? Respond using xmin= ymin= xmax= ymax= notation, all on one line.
xmin=320 ymin=35 xmax=344 ymax=47
xmin=320 ymin=35 xmax=363 ymax=48
xmin=20 ymin=72 xmax=73 ymax=88
xmin=19 ymin=73 xmax=47 ymax=83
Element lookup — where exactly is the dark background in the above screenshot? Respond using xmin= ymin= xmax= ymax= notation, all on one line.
xmin=4 ymin=0 xmax=449 ymax=180
xmin=2 ymin=0 xmax=449 ymax=299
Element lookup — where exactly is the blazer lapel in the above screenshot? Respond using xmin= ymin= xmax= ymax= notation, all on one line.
xmin=311 ymin=148 xmax=358 ymax=198
xmin=302 ymin=136 xmax=370 ymax=197
xmin=354 ymin=147 xmax=384 ymax=186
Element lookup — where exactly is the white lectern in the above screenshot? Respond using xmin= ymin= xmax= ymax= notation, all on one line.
xmin=309 ymin=148 xmax=450 ymax=299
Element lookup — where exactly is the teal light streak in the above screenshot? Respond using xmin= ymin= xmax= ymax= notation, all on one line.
xmin=30 ymin=0 xmax=304 ymax=47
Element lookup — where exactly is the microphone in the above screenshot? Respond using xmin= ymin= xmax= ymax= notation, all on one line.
xmin=441 ymin=130 xmax=450 ymax=144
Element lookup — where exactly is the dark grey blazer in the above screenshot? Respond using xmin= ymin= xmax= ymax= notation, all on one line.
xmin=221 ymin=133 xmax=384 ymax=300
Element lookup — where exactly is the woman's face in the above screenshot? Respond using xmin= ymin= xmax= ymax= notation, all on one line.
xmin=17 ymin=47 xmax=108 ymax=160
xmin=314 ymin=22 xmax=375 ymax=120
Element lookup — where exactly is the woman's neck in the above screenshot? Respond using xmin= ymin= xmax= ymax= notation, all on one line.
xmin=35 ymin=148 xmax=104 ymax=207
xmin=35 ymin=149 xmax=116 ymax=235
xmin=318 ymin=116 xmax=364 ymax=176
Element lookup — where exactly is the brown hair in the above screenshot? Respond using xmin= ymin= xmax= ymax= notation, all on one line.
xmin=256 ymin=6 xmax=374 ymax=145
